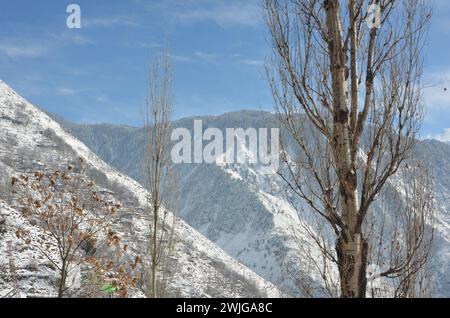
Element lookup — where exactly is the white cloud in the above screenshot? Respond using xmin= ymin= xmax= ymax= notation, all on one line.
xmin=169 ymin=54 xmax=192 ymax=63
xmin=176 ymin=4 xmax=262 ymax=28
xmin=174 ymin=51 xmax=254 ymax=65
xmin=56 ymin=87 xmax=80 ymax=96
xmin=194 ymin=51 xmax=217 ymax=62
xmin=49 ymin=32 xmax=93 ymax=46
xmin=0 ymin=31 xmax=93 ymax=59
xmin=240 ymin=59 xmax=264 ymax=66
xmin=134 ymin=41 xmax=164 ymax=49
xmin=423 ymin=70 xmax=450 ymax=111
xmin=424 ymin=86 xmax=450 ymax=111
xmin=0 ymin=43 xmax=47 ymax=58
xmin=427 ymin=128 xmax=450 ymax=142
xmin=169 ymin=51 xmax=265 ymax=66
xmin=83 ymin=16 xmax=140 ymax=28
xmin=96 ymin=96 xmax=108 ymax=102
xmin=149 ymin=0 xmax=263 ymax=28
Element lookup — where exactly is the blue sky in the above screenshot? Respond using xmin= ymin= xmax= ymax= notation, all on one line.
xmin=0 ymin=0 xmax=449 ymax=141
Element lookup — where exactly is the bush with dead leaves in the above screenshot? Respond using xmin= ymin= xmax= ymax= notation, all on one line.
xmin=11 ymin=159 xmax=141 ymax=298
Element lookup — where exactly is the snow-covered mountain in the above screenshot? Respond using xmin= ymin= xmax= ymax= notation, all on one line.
xmin=0 ymin=80 xmax=282 ymax=298
xmin=54 ymin=109 xmax=450 ymax=297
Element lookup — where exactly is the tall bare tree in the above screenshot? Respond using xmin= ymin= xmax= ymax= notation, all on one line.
xmin=144 ymin=51 xmax=178 ymax=298
xmin=265 ymin=0 xmax=431 ymax=297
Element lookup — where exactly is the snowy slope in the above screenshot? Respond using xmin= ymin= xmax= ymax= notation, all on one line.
xmin=174 ymin=117 xmax=450 ymax=297
xmin=0 ymin=200 xmax=59 ymax=298
xmin=57 ymin=110 xmax=450 ymax=297
xmin=51 ymin=111 xmax=341 ymax=296
xmin=0 ymin=80 xmax=282 ymax=298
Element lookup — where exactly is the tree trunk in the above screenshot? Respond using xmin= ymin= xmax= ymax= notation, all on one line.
xmin=58 ymin=260 xmax=67 ymax=298
xmin=325 ymin=0 xmax=367 ymax=297
xmin=336 ymin=234 xmax=368 ymax=298
xmin=151 ymin=205 xmax=158 ymax=298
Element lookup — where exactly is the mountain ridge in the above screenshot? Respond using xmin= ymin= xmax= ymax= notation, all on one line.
xmin=50 ymin=108 xmax=450 ymax=297
xmin=4 ymin=79 xmax=450 ymax=297
xmin=0 ymin=80 xmax=282 ymax=298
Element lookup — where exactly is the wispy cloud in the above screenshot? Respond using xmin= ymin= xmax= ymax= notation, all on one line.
xmin=423 ymin=70 xmax=450 ymax=111
xmin=168 ymin=51 xmax=264 ymax=66
xmin=83 ymin=16 xmax=140 ymax=28
xmin=194 ymin=51 xmax=217 ymax=62
xmin=169 ymin=54 xmax=192 ymax=63
xmin=0 ymin=43 xmax=47 ymax=58
xmin=172 ymin=51 xmax=224 ymax=64
xmin=147 ymin=0 xmax=263 ymax=28
xmin=96 ymin=96 xmax=108 ymax=102
xmin=424 ymin=86 xmax=450 ymax=111
xmin=0 ymin=31 xmax=93 ymax=60
xmin=173 ymin=2 xmax=262 ymax=28
xmin=134 ymin=41 xmax=164 ymax=49
xmin=56 ymin=87 xmax=81 ymax=96
xmin=168 ymin=51 xmax=219 ymax=64
xmin=427 ymin=128 xmax=450 ymax=142
xmin=240 ymin=59 xmax=264 ymax=66
xmin=50 ymin=32 xmax=94 ymax=46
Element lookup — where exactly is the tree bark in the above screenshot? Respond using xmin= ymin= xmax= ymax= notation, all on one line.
xmin=325 ymin=0 xmax=366 ymax=297
xmin=151 ymin=204 xmax=158 ymax=298
xmin=336 ymin=234 xmax=368 ymax=298
xmin=58 ymin=260 xmax=67 ymax=298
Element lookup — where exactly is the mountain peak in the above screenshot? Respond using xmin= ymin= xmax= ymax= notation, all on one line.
xmin=0 ymin=80 xmax=26 ymax=107
xmin=0 ymin=79 xmax=13 ymax=91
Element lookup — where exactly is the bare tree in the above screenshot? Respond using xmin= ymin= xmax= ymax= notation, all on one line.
xmin=283 ymin=156 xmax=434 ymax=298
xmin=11 ymin=160 xmax=140 ymax=297
xmin=365 ymin=159 xmax=434 ymax=298
xmin=265 ymin=0 xmax=432 ymax=297
xmin=144 ymin=51 xmax=178 ymax=298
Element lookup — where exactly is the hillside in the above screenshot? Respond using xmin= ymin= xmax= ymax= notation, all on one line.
xmin=55 ymin=110 xmax=450 ymax=297
xmin=0 ymin=80 xmax=282 ymax=298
